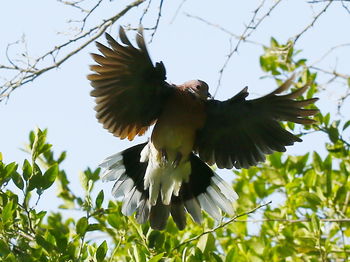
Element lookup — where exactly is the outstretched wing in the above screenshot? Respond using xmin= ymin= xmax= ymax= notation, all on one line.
xmin=88 ymin=27 xmax=173 ymax=140
xmin=194 ymin=76 xmax=319 ymax=169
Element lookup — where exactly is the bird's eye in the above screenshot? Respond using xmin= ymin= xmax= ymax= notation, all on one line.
xmin=196 ymin=85 xmax=201 ymax=89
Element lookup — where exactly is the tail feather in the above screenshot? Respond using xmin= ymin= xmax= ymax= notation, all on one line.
xmin=184 ymin=198 xmax=203 ymax=224
xmin=99 ymin=142 xmax=238 ymax=230
xmin=170 ymin=200 xmax=187 ymax=230
xmin=149 ymin=197 xmax=170 ymax=230
xmin=136 ymin=196 xmax=150 ymax=224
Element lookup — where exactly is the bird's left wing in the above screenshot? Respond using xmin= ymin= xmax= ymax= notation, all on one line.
xmin=194 ymin=76 xmax=319 ymax=169
xmin=88 ymin=27 xmax=173 ymax=140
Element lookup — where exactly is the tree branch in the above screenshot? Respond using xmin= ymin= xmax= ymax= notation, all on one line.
xmin=293 ymin=0 xmax=333 ymax=43
xmin=234 ymin=218 xmax=350 ymax=223
xmin=173 ymin=201 xmax=272 ymax=250
xmin=213 ymin=0 xmax=283 ymax=97
xmin=0 ymin=0 xmax=147 ymax=102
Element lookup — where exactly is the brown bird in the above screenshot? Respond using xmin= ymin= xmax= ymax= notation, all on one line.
xmin=88 ymin=27 xmax=318 ymax=230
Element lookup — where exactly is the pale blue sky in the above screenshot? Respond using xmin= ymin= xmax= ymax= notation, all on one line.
xmin=1 ymin=0 xmax=349 ymax=211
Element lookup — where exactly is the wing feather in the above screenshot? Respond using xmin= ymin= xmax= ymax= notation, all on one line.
xmin=88 ymin=27 xmax=173 ymax=140
xmin=195 ymin=76 xmax=318 ymax=169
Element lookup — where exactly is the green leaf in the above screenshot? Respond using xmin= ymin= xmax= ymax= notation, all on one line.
xmin=41 ymin=164 xmax=58 ymax=189
xmin=304 ymin=171 xmax=316 ymax=188
xmin=312 ymin=152 xmax=323 ymax=174
xmin=1 ymin=162 xmax=17 ymax=185
xmin=76 ymin=217 xmax=88 ymax=236
xmin=303 ymin=192 xmax=322 ymax=207
xmin=12 ymin=172 xmax=24 ymax=190
xmin=133 ymin=244 xmax=146 ymax=262
xmin=27 ymin=163 xmax=42 ymax=191
xmin=2 ymin=200 xmax=14 ymax=225
xmin=225 ymin=248 xmax=237 ymax=262
xmin=310 ymin=214 xmax=320 ymax=234
xmin=87 ymin=223 xmax=102 ymax=232
xmin=4 ymin=162 xmax=17 ymax=178
xmin=35 ymin=235 xmax=55 ymax=252
xmin=55 ymin=235 xmax=68 ymax=252
xmin=323 ymin=113 xmax=330 ymax=126
xmin=148 ymin=253 xmax=165 ymax=262
xmin=96 ymin=240 xmax=108 ymax=262
xmin=197 ymin=233 xmax=215 ymax=255
xmin=328 ymin=125 xmax=339 ymax=143
xmin=210 ymin=252 xmax=223 ymax=262
xmin=22 ymin=159 xmax=32 ymax=181
xmin=343 ymin=120 xmax=350 ymax=131
xmin=57 ymin=151 xmax=67 ymax=163
xmin=0 ymin=239 xmax=10 ymax=256
xmin=95 ymin=190 xmax=104 ymax=209
xmin=148 ymin=231 xmax=165 ymax=249
xmin=4 ymin=253 xmax=17 ymax=262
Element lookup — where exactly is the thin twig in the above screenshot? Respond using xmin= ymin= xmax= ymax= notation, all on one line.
xmin=139 ymin=0 xmax=153 ymax=24
xmin=173 ymin=201 xmax=272 ymax=250
xmin=184 ymin=13 xmax=263 ymax=46
xmin=308 ymin=0 xmax=349 ymax=3
xmin=149 ymin=0 xmax=164 ymax=42
xmin=311 ymin=43 xmax=350 ymax=65
xmin=78 ymin=0 xmax=104 ymax=33
xmin=310 ymin=66 xmax=349 ymax=79
xmin=0 ymin=0 xmax=147 ymax=101
xmin=57 ymin=0 xmax=89 ymax=13
xmin=233 ymin=218 xmax=350 ymax=223
xmin=213 ymin=0 xmax=283 ymax=97
xmin=293 ymin=0 xmax=333 ymax=43
xmin=170 ymin=0 xmax=187 ymax=24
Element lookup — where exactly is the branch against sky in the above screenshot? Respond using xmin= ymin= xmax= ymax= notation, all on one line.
xmin=0 ymin=0 xmax=148 ymax=102
xmin=185 ymin=0 xmax=348 ymax=100
xmin=0 ymin=0 xmax=348 ymax=103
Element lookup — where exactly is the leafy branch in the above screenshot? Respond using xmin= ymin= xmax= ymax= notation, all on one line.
xmin=173 ymin=201 xmax=272 ymax=251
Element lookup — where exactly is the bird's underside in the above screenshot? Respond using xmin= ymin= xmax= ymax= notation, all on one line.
xmin=88 ymin=27 xmax=319 ymax=230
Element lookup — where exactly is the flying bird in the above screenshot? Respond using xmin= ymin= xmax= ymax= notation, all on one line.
xmin=88 ymin=27 xmax=318 ymax=230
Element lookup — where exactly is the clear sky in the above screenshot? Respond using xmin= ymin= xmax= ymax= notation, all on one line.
xmin=1 ymin=0 xmax=349 ymax=212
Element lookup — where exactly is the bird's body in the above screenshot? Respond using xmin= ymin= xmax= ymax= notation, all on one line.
xmin=152 ymin=87 xmax=206 ymax=164
xmin=144 ymin=87 xmax=207 ymax=206
xmin=88 ymin=27 xmax=318 ymax=230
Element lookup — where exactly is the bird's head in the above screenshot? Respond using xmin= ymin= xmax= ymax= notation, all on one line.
xmin=183 ymin=80 xmax=212 ymax=100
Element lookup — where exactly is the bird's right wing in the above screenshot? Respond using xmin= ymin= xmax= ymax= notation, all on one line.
xmin=88 ymin=27 xmax=173 ymax=140
xmin=194 ymin=76 xmax=319 ymax=169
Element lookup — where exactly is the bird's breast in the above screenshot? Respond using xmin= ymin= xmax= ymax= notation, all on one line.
xmin=151 ymin=91 xmax=206 ymax=162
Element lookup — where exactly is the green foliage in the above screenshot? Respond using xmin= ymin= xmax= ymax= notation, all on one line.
xmin=1 ymin=41 xmax=350 ymax=261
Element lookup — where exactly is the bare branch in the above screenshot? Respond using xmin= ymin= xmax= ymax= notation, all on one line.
xmin=139 ymin=0 xmax=153 ymax=24
xmin=149 ymin=0 xmax=164 ymax=42
xmin=309 ymin=0 xmax=350 ymax=14
xmin=213 ymin=0 xmax=283 ymax=97
xmin=184 ymin=13 xmax=263 ymax=46
xmin=57 ymin=0 xmax=89 ymax=13
xmin=78 ymin=0 xmax=104 ymax=33
xmin=0 ymin=0 xmax=147 ymax=101
xmin=310 ymin=66 xmax=349 ymax=79
xmin=170 ymin=0 xmax=188 ymax=24
xmin=308 ymin=0 xmax=349 ymax=3
xmin=293 ymin=0 xmax=333 ymax=43
xmin=311 ymin=43 xmax=350 ymax=65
